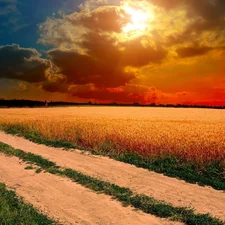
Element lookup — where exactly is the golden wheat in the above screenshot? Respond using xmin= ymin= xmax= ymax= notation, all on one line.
xmin=0 ymin=107 xmax=225 ymax=165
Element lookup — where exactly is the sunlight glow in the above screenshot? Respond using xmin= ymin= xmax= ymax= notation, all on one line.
xmin=122 ymin=6 xmax=154 ymax=35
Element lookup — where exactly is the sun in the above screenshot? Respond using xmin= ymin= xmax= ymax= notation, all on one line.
xmin=122 ymin=6 xmax=154 ymax=35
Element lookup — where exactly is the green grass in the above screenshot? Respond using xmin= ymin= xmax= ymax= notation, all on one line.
xmin=25 ymin=165 xmax=34 ymax=170
xmin=0 ymin=182 xmax=59 ymax=225
xmin=0 ymin=142 xmax=223 ymax=225
xmin=0 ymin=124 xmax=224 ymax=191
xmin=114 ymin=152 xmax=225 ymax=191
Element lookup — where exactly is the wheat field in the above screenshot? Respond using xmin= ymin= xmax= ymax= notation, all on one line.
xmin=0 ymin=107 xmax=225 ymax=167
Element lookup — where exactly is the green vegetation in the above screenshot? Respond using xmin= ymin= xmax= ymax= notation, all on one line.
xmin=0 ymin=141 xmax=223 ymax=225
xmin=114 ymin=152 xmax=225 ymax=191
xmin=0 ymin=124 xmax=224 ymax=191
xmin=0 ymin=182 xmax=58 ymax=225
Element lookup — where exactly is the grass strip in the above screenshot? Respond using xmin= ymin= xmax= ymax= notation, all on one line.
xmin=0 ymin=142 xmax=223 ymax=225
xmin=0 ymin=124 xmax=224 ymax=191
xmin=114 ymin=152 xmax=225 ymax=191
xmin=0 ymin=182 xmax=59 ymax=225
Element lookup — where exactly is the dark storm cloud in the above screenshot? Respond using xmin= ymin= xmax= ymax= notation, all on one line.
xmin=0 ymin=44 xmax=50 ymax=83
xmin=48 ymin=48 xmax=135 ymax=88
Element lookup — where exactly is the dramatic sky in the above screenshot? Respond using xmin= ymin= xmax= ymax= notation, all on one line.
xmin=1 ymin=0 xmax=225 ymax=105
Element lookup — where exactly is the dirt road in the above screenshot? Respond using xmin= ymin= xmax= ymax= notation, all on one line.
xmin=0 ymin=154 xmax=179 ymax=225
xmin=0 ymin=131 xmax=224 ymax=222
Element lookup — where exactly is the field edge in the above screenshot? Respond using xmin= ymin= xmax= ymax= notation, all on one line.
xmin=0 ymin=141 xmax=224 ymax=225
xmin=0 ymin=123 xmax=224 ymax=191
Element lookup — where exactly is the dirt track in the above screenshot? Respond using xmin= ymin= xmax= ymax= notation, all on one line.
xmin=0 ymin=154 xmax=180 ymax=225
xmin=0 ymin=131 xmax=224 ymax=222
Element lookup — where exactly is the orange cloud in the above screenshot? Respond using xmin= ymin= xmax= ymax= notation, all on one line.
xmin=176 ymin=45 xmax=212 ymax=58
xmin=2 ymin=0 xmax=225 ymax=106
xmin=69 ymin=84 xmax=163 ymax=104
xmin=120 ymin=37 xmax=167 ymax=67
xmin=38 ymin=0 xmax=225 ymax=105
xmin=67 ymin=6 xmax=129 ymax=33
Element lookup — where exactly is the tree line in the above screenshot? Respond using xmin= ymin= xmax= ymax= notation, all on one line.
xmin=0 ymin=99 xmax=224 ymax=109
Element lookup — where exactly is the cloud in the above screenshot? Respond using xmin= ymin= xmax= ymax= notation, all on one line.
xmin=1 ymin=0 xmax=223 ymax=105
xmin=38 ymin=17 xmax=85 ymax=47
xmin=176 ymin=45 xmax=212 ymax=58
xmin=78 ymin=0 xmax=108 ymax=10
xmin=149 ymin=0 xmax=180 ymax=10
xmin=150 ymin=0 xmax=225 ymax=20
xmin=38 ymin=3 xmax=169 ymax=90
xmin=69 ymin=83 xmax=95 ymax=94
xmin=154 ymin=0 xmax=225 ymax=48
xmin=120 ymin=38 xmax=167 ymax=67
xmin=67 ymin=5 xmax=128 ymax=33
xmin=18 ymin=82 xmax=28 ymax=91
xmin=42 ymin=80 xmax=69 ymax=93
xmin=45 ymin=30 xmax=167 ymax=89
xmin=0 ymin=0 xmax=31 ymax=33
xmin=187 ymin=0 xmax=225 ymax=22
xmin=35 ymin=0 xmax=225 ymax=105
xmin=69 ymin=83 xmax=162 ymax=103
xmin=38 ymin=4 xmax=130 ymax=49
xmin=47 ymin=46 xmax=135 ymax=88
xmin=0 ymin=1 xmax=19 ymax=16
xmin=0 ymin=44 xmax=50 ymax=83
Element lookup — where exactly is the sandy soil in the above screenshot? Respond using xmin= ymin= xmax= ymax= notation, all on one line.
xmin=0 ymin=154 xmax=180 ymax=225
xmin=0 ymin=131 xmax=224 ymax=221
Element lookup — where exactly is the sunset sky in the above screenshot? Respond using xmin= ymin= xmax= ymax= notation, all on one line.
xmin=1 ymin=0 xmax=225 ymax=105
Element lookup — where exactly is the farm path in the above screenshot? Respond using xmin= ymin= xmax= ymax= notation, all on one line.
xmin=0 ymin=131 xmax=225 ymax=221
xmin=0 ymin=153 xmax=178 ymax=225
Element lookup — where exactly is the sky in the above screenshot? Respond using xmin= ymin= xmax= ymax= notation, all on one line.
xmin=0 ymin=0 xmax=225 ymax=105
